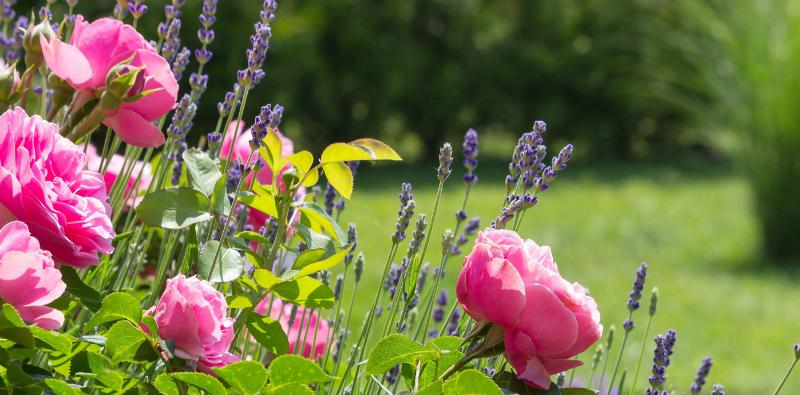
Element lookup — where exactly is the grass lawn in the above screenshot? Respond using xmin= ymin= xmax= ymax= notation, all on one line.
xmin=333 ymin=157 xmax=800 ymax=394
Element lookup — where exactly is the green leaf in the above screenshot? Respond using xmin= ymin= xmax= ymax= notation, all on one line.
xmin=291 ymin=247 xmax=350 ymax=279
xmin=293 ymin=248 xmax=326 ymax=270
xmin=417 ymin=380 xmax=443 ymax=395
xmin=319 ymin=139 xmax=402 ymax=163
xmin=104 ymin=321 xmax=153 ymax=363
xmin=44 ymin=379 xmax=81 ymax=395
xmin=269 ymin=354 xmax=330 ymax=385
xmin=443 ymin=369 xmax=503 ymax=395
xmin=246 ymin=312 xmax=289 ymax=355
xmin=198 ymin=240 xmax=245 ymax=283
xmin=493 ymin=372 xmax=560 ymax=394
xmin=263 ymin=383 xmax=314 ymax=395
xmin=228 ymin=294 xmax=254 ymax=309
xmin=181 ymin=224 xmax=199 ymax=271
xmin=84 ymin=292 xmax=142 ymax=330
xmin=60 ymin=266 xmax=102 ymax=312
xmin=183 ymin=148 xmax=222 ymax=197
xmin=297 ymin=202 xmax=347 ymax=245
xmin=138 ymin=187 xmax=213 ymax=229
xmin=254 ymin=269 xmax=283 ymax=290
xmin=294 ymin=224 xmax=335 ymax=252
xmin=212 ymin=361 xmax=268 ymax=395
xmin=287 ymin=151 xmax=318 ymax=187
xmin=211 ymin=177 xmax=232 ymax=216
xmin=273 ymin=276 xmax=335 ymax=308
xmin=365 ymin=334 xmax=440 ymax=375
xmin=420 ymin=336 xmax=465 ymax=387
xmin=238 ymin=189 xmax=278 ymax=218
xmin=31 ymin=327 xmax=73 ymax=354
xmin=561 ymin=389 xmax=596 ymax=395
xmin=320 ymin=142 xmax=376 ymax=163
xmin=170 ymin=372 xmax=227 ymax=395
xmin=348 ymin=138 xmax=403 ymax=161
xmin=0 ymin=305 xmax=33 ymax=347
xmin=236 ymin=230 xmax=270 ymax=246
xmin=2 ymin=304 xmax=26 ymax=327
xmin=321 ymin=162 xmax=353 ymax=199
xmin=404 ymin=255 xmax=422 ymax=297
xmin=154 ymin=374 xmax=180 ymax=395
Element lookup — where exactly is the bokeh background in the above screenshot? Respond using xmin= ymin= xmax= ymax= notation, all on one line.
xmin=25 ymin=0 xmax=800 ymax=393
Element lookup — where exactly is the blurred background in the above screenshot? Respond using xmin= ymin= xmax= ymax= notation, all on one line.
xmin=22 ymin=0 xmax=800 ymax=392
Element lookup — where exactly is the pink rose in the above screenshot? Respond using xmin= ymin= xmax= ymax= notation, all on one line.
xmin=85 ymin=145 xmax=152 ymax=208
xmin=0 ymin=221 xmax=66 ymax=330
xmin=40 ymin=16 xmax=178 ymax=148
xmin=149 ymin=275 xmax=239 ymax=368
xmin=255 ymin=297 xmax=331 ymax=360
xmin=456 ymin=229 xmax=602 ymax=389
xmin=0 ymin=107 xmax=114 ymax=268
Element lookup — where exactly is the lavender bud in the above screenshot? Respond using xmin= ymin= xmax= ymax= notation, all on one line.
xmin=442 ymin=229 xmax=454 ymax=256
xmin=533 ymin=120 xmax=547 ymax=134
xmin=711 ymin=384 xmax=725 ymax=395
xmin=354 ymin=253 xmax=364 ymax=283
xmin=455 ymin=210 xmax=467 ymax=222
xmin=690 ymin=357 xmax=713 ymax=394
xmin=649 ymin=287 xmax=659 ymax=316
xmin=437 ymin=143 xmax=453 ymax=182
xmin=627 ymin=262 xmax=648 ymax=313
xmin=333 ymin=274 xmax=344 ymax=299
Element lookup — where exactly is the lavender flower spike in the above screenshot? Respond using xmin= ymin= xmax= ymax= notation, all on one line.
xmin=647 ymin=329 xmax=677 ymax=394
xmin=437 ymin=143 xmax=453 ymax=182
xmin=690 ymin=356 xmax=713 ymax=394
xmin=624 ymin=262 xmax=648 ymax=332
xmin=462 ymin=128 xmax=479 ymax=184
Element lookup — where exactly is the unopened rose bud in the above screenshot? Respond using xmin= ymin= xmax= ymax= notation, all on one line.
xmin=105 ymin=63 xmax=146 ymax=101
xmin=23 ymin=20 xmax=55 ymax=66
xmin=0 ymin=61 xmax=20 ymax=103
xmin=281 ymin=167 xmax=299 ymax=187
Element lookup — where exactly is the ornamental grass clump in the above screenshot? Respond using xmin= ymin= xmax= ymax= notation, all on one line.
xmin=0 ymin=1 xmax=794 ymax=394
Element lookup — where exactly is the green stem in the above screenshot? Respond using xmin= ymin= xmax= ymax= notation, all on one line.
xmin=606 ymin=328 xmax=631 ymax=395
xmin=627 ymin=315 xmax=653 ymax=395
xmin=773 ymin=357 xmax=799 ymax=395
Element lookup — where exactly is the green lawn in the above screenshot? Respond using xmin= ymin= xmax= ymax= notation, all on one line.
xmin=333 ymin=157 xmax=800 ymax=394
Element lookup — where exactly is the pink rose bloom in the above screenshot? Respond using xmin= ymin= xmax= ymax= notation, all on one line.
xmin=456 ymin=229 xmax=602 ymax=389
xmin=255 ymin=297 xmax=331 ymax=360
xmin=220 ymin=121 xmax=304 ymax=236
xmin=0 ymin=221 xmax=66 ymax=330
xmin=85 ymin=145 xmax=152 ymax=208
xmin=0 ymin=107 xmax=114 ymax=268
xmin=149 ymin=275 xmax=239 ymax=368
xmin=40 ymin=16 xmax=178 ymax=148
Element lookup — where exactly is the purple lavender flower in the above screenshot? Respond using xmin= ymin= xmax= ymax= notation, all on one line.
xmin=160 ymin=18 xmax=182 ymax=64
xmin=344 ymin=223 xmax=357 ymax=265
xmin=407 ymin=214 xmax=427 ymax=257
xmin=624 ymin=262 xmax=648 ymax=332
xmin=354 ymin=253 xmax=364 ymax=283
xmin=437 ymin=143 xmax=453 ymax=182
xmin=385 ymin=365 xmax=400 ymax=385
xmin=217 ymin=89 xmax=238 ymax=117
xmin=128 ymin=0 xmax=148 ymax=19
xmin=462 ymin=128 xmax=479 ymax=184
xmin=447 ymin=307 xmax=461 ymax=336
xmin=324 ymin=183 xmax=336 ymax=215
xmin=690 ymin=357 xmax=713 ymax=394
xmin=398 ymin=183 xmax=413 ymax=215
xmin=333 ymin=274 xmax=344 ymax=299
xmin=172 ymin=47 xmax=191 ymax=81
xmin=648 ymin=330 xmax=677 ymax=392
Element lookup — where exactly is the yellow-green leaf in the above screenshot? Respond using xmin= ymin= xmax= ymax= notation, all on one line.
xmin=254 ymin=269 xmax=282 ymax=290
xmin=349 ymin=138 xmax=402 ymax=161
xmin=320 ymin=143 xmax=375 ymax=163
xmin=238 ymin=191 xmax=278 ymax=218
xmin=322 ymin=162 xmax=353 ymax=199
